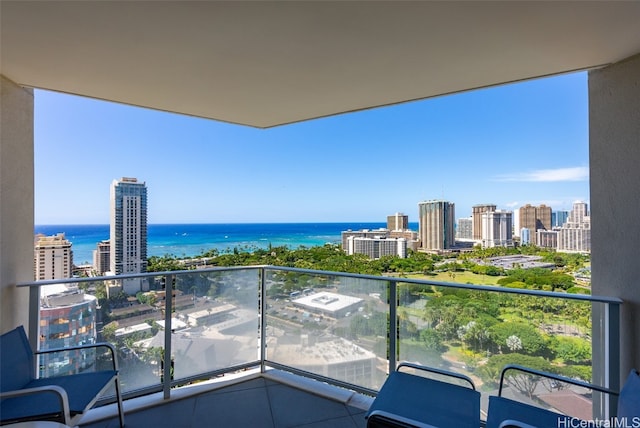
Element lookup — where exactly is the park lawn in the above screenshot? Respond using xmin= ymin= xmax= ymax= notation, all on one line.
xmin=405 ymin=271 xmax=502 ymax=286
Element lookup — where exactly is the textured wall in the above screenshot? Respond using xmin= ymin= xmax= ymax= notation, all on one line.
xmin=1 ymin=75 xmax=34 ymax=333
xmin=589 ymin=53 xmax=640 ymax=380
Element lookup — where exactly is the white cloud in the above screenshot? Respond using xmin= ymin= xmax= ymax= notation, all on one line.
xmin=493 ymin=166 xmax=589 ymax=182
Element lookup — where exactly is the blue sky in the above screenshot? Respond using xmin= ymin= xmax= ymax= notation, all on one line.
xmin=35 ymin=71 xmax=589 ymax=225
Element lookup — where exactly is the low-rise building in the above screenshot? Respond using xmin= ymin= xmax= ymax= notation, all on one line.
xmin=292 ymin=292 xmax=363 ymax=319
xmin=346 ymin=235 xmax=407 ymax=259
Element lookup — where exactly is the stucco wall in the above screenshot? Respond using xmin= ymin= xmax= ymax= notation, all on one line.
xmin=0 ymin=75 xmax=33 ymax=332
xmin=589 ymin=53 xmax=640 ymax=379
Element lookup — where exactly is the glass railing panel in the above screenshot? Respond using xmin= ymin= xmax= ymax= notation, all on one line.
xmin=498 ymin=366 xmax=603 ymax=421
xmin=397 ymin=283 xmax=598 ymax=417
xmin=168 ymin=269 xmax=260 ymax=382
xmin=264 ymin=268 xmax=389 ymax=390
xmin=38 ymin=275 xmax=167 ymax=394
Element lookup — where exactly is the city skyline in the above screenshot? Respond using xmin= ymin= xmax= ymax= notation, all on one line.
xmin=35 ymin=71 xmax=589 ymax=225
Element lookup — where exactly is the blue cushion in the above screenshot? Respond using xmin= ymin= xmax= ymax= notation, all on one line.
xmin=0 ymin=370 xmax=116 ymax=422
xmin=486 ymin=396 xmax=584 ymax=428
xmin=366 ymin=371 xmax=480 ymax=428
xmin=618 ymin=369 xmax=640 ymax=419
xmin=0 ymin=326 xmax=35 ymax=391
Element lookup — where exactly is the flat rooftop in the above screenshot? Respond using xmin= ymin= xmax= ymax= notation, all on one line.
xmin=293 ymin=292 xmax=363 ymax=314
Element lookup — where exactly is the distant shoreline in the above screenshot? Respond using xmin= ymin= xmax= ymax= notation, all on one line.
xmin=36 ymin=222 xmax=418 ymax=265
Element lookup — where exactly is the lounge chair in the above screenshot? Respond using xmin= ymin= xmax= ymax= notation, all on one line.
xmin=365 ymin=362 xmax=480 ymax=428
xmin=486 ymin=364 xmax=616 ymax=428
xmin=0 ymin=326 xmax=125 ymax=427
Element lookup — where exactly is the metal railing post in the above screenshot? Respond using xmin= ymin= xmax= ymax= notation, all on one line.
xmin=607 ymin=302 xmax=621 ymax=416
xmin=260 ymin=267 xmax=267 ymax=373
xmin=28 ymin=285 xmax=40 ymax=352
xmin=163 ymin=274 xmax=174 ymax=400
xmin=388 ymin=280 xmax=397 ymax=374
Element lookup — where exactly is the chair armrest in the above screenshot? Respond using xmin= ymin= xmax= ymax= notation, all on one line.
xmin=397 ymin=362 xmax=476 ymax=390
xmin=498 ymin=364 xmax=617 ymax=397
xmin=36 ymin=342 xmax=118 ymax=370
xmin=498 ymin=420 xmax=538 ymax=428
xmin=0 ymin=385 xmax=71 ymax=425
xmin=367 ymin=410 xmax=439 ymax=428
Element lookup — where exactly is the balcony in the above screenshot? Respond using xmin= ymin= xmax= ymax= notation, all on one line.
xmin=17 ymin=266 xmax=622 ymax=427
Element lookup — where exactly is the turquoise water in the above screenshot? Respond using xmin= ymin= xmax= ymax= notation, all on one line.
xmin=34 ymin=223 xmax=417 ymax=264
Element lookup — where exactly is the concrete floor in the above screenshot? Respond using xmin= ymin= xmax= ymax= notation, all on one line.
xmin=79 ymin=375 xmax=370 ymax=428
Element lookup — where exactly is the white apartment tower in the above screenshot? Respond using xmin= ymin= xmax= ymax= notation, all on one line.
xmin=457 ymin=217 xmax=473 ymax=241
xmin=481 ymin=210 xmax=513 ymax=248
xmin=34 ymin=233 xmax=73 ymax=280
xmin=110 ymin=177 xmax=148 ymax=293
xmin=557 ymin=201 xmax=591 ymax=253
xmin=418 ymin=200 xmax=455 ymax=251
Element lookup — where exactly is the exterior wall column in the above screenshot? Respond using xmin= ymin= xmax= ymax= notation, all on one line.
xmin=0 ymin=75 xmax=34 ymax=333
xmin=589 ymin=53 xmax=640 ymax=381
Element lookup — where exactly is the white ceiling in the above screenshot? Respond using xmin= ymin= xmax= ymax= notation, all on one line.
xmin=2 ymin=1 xmax=640 ymax=128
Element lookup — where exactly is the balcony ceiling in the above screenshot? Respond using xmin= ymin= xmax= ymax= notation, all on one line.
xmin=2 ymin=1 xmax=640 ymax=128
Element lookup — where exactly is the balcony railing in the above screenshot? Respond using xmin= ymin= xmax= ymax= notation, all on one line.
xmin=18 ymin=266 xmax=622 ymax=421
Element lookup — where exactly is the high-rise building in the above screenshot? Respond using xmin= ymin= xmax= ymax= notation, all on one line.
xmin=520 ymin=228 xmax=531 ymax=245
xmin=481 ymin=210 xmax=513 ymax=248
xmin=34 ymin=233 xmax=73 ymax=280
xmin=472 ymin=204 xmax=496 ymax=241
xmin=93 ymin=239 xmax=111 ymax=276
xmin=110 ymin=177 xmax=148 ymax=294
xmin=418 ymin=200 xmax=455 ymax=251
xmin=34 ymin=234 xmax=97 ymax=376
xmin=552 ymin=210 xmax=570 ymax=228
xmin=558 ymin=201 xmax=591 ymax=253
xmin=39 ymin=287 xmax=98 ymax=377
xmin=387 ymin=212 xmax=409 ymax=231
xmin=537 ymin=204 xmax=552 ymax=231
xmin=513 ymin=208 xmax=521 ymax=237
xmin=519 ymin=204 xmax=552 ymax=233
xmin=457 ymin=217 xmax=473 ymax=241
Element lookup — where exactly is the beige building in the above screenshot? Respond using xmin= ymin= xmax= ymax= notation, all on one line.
xmin=472 ymin=204 xmax=496 ymax=241
xmin=387 ymin=212 xmax=409 ymax=231
xmin=536 ymin=230 xmax=559 ymax=249
xmin=418 ymin=201 xmax=456 ymax=251
xmin=418 ymin=200 xmax=455 ymax=251
xmin=519 ymin=204 xmax=552 ymax=235
xmin=34 ymin=233 xmax=73 ymax=280
xmin=93 ymin=239 xmax=110 ymax=276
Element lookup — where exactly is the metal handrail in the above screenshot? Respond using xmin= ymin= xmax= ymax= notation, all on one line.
xmin=18 ymin=264 xmax=623 ymax=417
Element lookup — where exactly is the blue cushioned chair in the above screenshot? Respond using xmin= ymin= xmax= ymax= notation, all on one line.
xmin=486 ymin=364 xmax=617 ymax=428
xmin=618 ymin=369 xmax=640 ymax=420
xmin=0 ymin=326 xmax=125 ymax=427
xmin=365 ymin=362 xmax=480 ymax=428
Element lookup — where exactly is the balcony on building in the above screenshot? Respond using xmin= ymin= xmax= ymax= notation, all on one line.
xmin=1 ymin=2 xmax=640 ymax=428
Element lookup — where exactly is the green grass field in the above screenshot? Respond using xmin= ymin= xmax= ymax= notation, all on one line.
xmin=405 ymin=271 xmax=502 ymax=286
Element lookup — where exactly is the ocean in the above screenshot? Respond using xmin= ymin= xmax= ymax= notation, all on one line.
xmin=34 ymin=223 xmax=418 ymax=265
